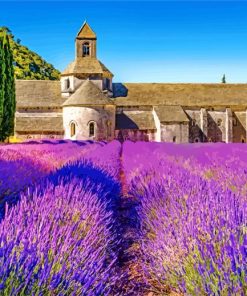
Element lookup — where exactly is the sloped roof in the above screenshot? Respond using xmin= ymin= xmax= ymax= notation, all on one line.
xmin=15 ymin=116 xmax=64 ymax=132
xmin=234 ymin=112 xmax=246 ymax=127
xmin=154 ymin=105 xmax=189 ymax=123
xmin=113 ymin=83 xmax=247 ymax=107
xmin=116 ymin=111 xmax=156 ymax=130
xmin=63 ymin=80 xmax=113 ymax=106
xmin=77 ymin=22 xmax=96 ymax=39
xmin=61 ymin=58 xmax=113 ymax=77
xmin=16 ymin=80 xmax=64 ymax=108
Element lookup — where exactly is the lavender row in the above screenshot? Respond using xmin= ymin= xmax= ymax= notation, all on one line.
xmin=0 ymin=141 xmax=123 ymax=295
xmin=0 ymin=140 xmax=100 ymax=219
xmin=122 ymin=141 xmax=247 ymax=295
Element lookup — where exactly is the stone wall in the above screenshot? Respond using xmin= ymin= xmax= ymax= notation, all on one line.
xmin=160 ymin=123 xmax=189 ymax=143
xmin=206 ymin=110 xmax=226 ymax=142
xmin=152 ymin=108 xmax=161 ymax=142
xmin=233 ymin=111 xmax=246 ymax=143
xmin=61 ymin=76 xmax=103 ymax=96
xmin=15 ymin=133 xmax=63 ymax=141
xmin=76 ymin=39 xmax=96 ymax=58
xmin=115 ymin=129 xmax=155 ymax=142
xmin=185 ymin=109 xmax=203 ymax=142
xmin=184 ymin=108 xmax=246 ymax=143
xmin=63 ymin=106 xmax=115 ymax=141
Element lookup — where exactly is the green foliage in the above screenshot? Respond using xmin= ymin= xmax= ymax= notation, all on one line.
xmin=0 ymin=32 xmax=16 ymax=141
xmin=0 ymin=34 xmax=5 ymax=128
xmin=0 ymin=26 xmax=60 ymax=80
xmin=222 ymin=74 xmax=226 ymax=83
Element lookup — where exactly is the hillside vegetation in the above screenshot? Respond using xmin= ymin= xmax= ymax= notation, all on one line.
xmin=0 ymin=27 xmax=60 ymax=80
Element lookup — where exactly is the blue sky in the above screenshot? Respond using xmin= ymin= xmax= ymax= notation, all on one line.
xmin=1 ymin=1 xmax=247 ymax=83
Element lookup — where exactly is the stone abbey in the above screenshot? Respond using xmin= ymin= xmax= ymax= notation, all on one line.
xmin=15 ymin=22 xmax=247 ymax=143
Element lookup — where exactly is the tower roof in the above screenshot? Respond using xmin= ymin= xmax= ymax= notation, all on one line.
xmin=77 ymin=21 xmax=96 ymax=39
xmin=61 ymin=57 xmax=113 ymax=78
xmin=62 ymin=80 xmax=113 ymax=107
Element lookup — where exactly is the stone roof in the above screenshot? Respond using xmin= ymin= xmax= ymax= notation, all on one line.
xmin=63 ymin=80 xmax=113 ymax=107
xmin=16 ymin=80 xmax=247 ymax=110
xmin=113 ymin=83 xmax=247 ymax=107
xmin=61 ymin=58 xmax=113 ymax=77
xmin=15 ymin=116 xmax=63 ymax=133
xmin=154 ymin=105 xmax=189 ymax=123
xmin=16 ymin=80 xmax=64 ymax=108
xmin=234 ymin=111 xmax=246 ymax=127
xmin=116 ymin=111 xmax=156 ymax=130
xmin=77 ymin=22 xmax=96 ymax=39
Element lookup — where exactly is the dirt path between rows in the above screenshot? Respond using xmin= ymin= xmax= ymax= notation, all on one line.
xmin=117 ymin=145 xmax=149 ymax=295
xmin=117 ymin=144 xmax=183 ymax=296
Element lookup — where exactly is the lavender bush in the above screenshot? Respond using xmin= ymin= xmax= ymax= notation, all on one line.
xmin=0 ymin=140 xmax=99 ymax=219
xmin=0 ymin=180 xmax=118 ymax=295
xmin=122 ymin=141 xmax=247 ymax=295
xmin=0 ymin=140 xmax=246 ymax=295
xmin=0 ymin=140 xmax=122 ymax=295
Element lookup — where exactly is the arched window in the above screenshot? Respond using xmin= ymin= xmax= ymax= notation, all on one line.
xmin=89 ymin=122 xmax=95 ymax=137
xmin=173 ymin=136 xmax=176 ymax=143
xmin=70 ymin=122 xmax=76 ymax=137
xmin=83 ymin=42 xmax=90 ymax=57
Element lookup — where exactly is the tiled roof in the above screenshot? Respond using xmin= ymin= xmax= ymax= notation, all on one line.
xmin=15 ymin=115 xmax=64 ymax=132
xmin=16 ymin=80 xmax=64 ymax=108
xmin=63 ymin=80 xmax=113 ymax=106
xmin=113 ymin=83 xmax=247 ymax=107
xmin=154 ymin=105 xmax=189 ymax=122
xmin=61 ymin=58 xmax=113 ymax=77
xmin=116 ymin=111 xmax=156 ymax=130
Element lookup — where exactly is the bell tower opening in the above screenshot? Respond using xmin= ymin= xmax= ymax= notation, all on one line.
xmin=82 ymin=42 xmax=90 ymax=57
xmin=76 ymin=21 xmax=97 ymax=59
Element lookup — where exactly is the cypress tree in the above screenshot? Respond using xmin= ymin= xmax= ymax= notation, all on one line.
xmin=0 ymin=33 xmax=6 ymax=140
xmin=222 ymin=74 xmax=226 ymax=84
xmin=0 ymin=32 xmax=16 ymax=142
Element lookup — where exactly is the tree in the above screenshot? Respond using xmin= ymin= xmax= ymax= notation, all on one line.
xmin=0 ymin=32 xmax=16 ymax=142
xmin=222 ymin=74 xmax=226 ymax=83
xmin=0 ymin=27 xmax=14 ymax=39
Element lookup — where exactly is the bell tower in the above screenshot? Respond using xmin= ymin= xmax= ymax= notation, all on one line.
xmin=61 ymin=21 xmax=113 ymax=97
xmin=76 ymin=21 xmax=97 ymax=58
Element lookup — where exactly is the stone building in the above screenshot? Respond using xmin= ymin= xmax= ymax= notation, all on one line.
xmin=15 ymin=22 xmax=247 ymax=143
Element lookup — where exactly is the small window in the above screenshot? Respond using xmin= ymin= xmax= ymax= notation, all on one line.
xmin=105 ymin=78 xmax=110 ymax=90
xmin=83 ymin=42 xmax=90 ymax=57
xmin=66 ymin=78 xmax=70 ymax=89
xmin=70 ymin=122 xmax=76 ymax=137
xmin=192 ymin=119 xmax=196 ymax=127
xmin=241 ymin=138 xmax=245 ymax=143
xmin=89 ymin=122 xmax=95 ymax=137
xmin=173 ymin=136 xmax=176 ymax=143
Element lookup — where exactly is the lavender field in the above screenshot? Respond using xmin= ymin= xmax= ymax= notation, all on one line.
xmin=0 ymin=140 xmax=246 ymax=296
